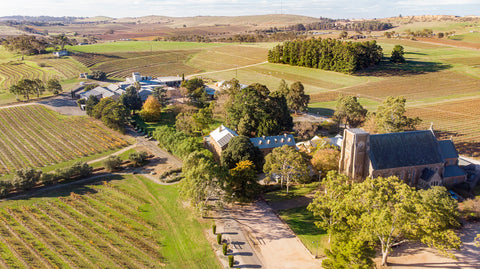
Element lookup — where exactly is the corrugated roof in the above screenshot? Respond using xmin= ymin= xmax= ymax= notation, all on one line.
xmin=210 ymin=125 xmax=238 ymax=148
xmin=369 ymin=130 xmax=444 ymax=170
xmin=250 ymin=134 xmax=296 ymax=149
xmin=444 ymin=165 xmax=466 ymax=178
xmin=438 ymin=140 xmax=459 ymax=159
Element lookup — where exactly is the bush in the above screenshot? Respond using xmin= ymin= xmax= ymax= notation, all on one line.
xmin=228 ymin=255 xmax=234 ymax=268
xmin=56 ymin=161 xmax=92 ymax=180
xmin=223 ymin=243 xmax=228 ymax=256
xmin=103 ymin=155 xmax=122 ymax=172
xmin=91 ymin=70 xmax=107 ymax=81
xmin=217 ymin=233 xmax=222 ymax=244
xmin=212 ymin=224 xmax=216 ymax=234
xmin=13 ymin=168 xmax=42 ymax=190
xmin=128 ymin=151 xmax=149 ymax=167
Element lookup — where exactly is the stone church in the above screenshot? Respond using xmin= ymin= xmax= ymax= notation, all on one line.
xmin=339 ymin=128 xmax=466 ymax=189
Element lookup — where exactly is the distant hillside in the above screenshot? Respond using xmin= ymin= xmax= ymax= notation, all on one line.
xmin=0 ymin=15 xmax=82 ymax=23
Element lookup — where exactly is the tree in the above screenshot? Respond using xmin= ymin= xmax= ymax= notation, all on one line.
xmin=339 ymin=31 xmax=348 ymax=39
xmin=180 ymin=151 xmax=223 ymax=215
xmin=91 ymin=97 xmax=115 ymax=119
xmin=334 ymin=95 xmax=367 ymax=128
xmin=224 ymin=160 xmax=260 ymax=202
xmin=13 ymin=168 xmax=42 ymax=190
xmin=46 ymin=78 xmax=62 ymax=94
xmin=128 ymin=151 xmax=149 ymax=167
xmin=286 ymin=81 xmax=310 ymax=114
xmin=375 ymin=96 xmax=421 ymax=133
xmin=308 ymin=171 xmax=351 ymax=243
xmin=183 ymin=77 xmax=206 ymax=107
xmin=277 ymin=79 xmax=289 ymax=97
xmin=322 ymin=239 xmax=375 ymax=269
xmin=103 ymin=155 xmax=122 ymax=172
xmin=390 ymin=44 xmax=405 ymax=63
xmin=101 ymin=101 xmax=128 ymax=133
xmin=3 ymin=35 xmax=46 ymax=60
xmin=32 ymin=78 xmax=45 ymax=98
xmin=52 ymin=34 xmax=71 ymax=51
xmin=91 ymin=70 xmax=107 ymax=81
xmin=85 ymin=95 xmax=100 ymax=117
xmin=193 ymin=103 xmax=214 ymax=135
xmin=221 ymin=135 xmax=264 ymax=171
xmin=263 ymin=145 xmax=310 ymax=194
xmin=346 ymin=176 xmax=460 ymax=266
xmin=294 ymin=121 xmax=318 ymax=140
xmin=10 ymin=79 xmax=36 ymax=100
xmin=120 ymin=86 xmax=143 ymax=113
xmin=139 ymin=95 xmax=162 ymax=122
xmin=311 ymin=146 xmax=340 ymax=175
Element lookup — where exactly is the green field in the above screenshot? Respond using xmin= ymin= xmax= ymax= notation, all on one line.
xmin=0 ymin=174 xmax=220 ymax=268
xmin=68 ymin=41 xmax=228 ymax=53
xmin=0 ymin=105 xmax=128 ymax=175
xmin=277 ymin=206 xmax=328 ymax=257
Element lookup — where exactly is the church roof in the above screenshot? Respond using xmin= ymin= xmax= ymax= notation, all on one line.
xmin=444 ymin=165 xmax=467 ymax=178
xmin=369 ymin=130 xmax=444 ymax=170
xmin=210 ymin=125 xmax=238 ymax=148
xmin=438 ymin=140 xmax=459 ymax=159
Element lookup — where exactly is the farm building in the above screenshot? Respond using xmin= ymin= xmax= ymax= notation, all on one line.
xmin=339 ymin=128 xmax=466 ymax=189
xmin=53 ymin=50 xmax=68 ymax=57
xmin=204 ymin=125 xmax=296 ymax=160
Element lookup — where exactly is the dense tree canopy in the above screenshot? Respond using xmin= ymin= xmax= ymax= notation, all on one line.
xmin=120 ymin=86 xmax=143 ymax=113
xmin=334 ymin=95 xmax=368 ymax=128
xmin=225 ymin=83 xmax=293 ymax=137
xmin=286 ymin=81 xmax=310 ymax=114
xmin=223 ymin=160 xmax=260 ymax=202
xmin=139 ymin=96 xmax=162 ymax=122
xmin=268 ymin=38 xmax=383 ymax=73
xmin=221 ymin=135 xmax=264 ymax=171
xmin=46 ymin=78 xmax=62 ymax=94
xmin=390 ymin=44 xmax=405 ymax=63
xmin=375 ymin=96 xmax=421 ymax=133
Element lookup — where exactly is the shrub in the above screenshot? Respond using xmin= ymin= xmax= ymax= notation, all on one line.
xmin=13 ymin=168 xmax=42 ymax=190
xmin=228 ymin=255 xmax=234 ymax=268
xmin=212 ymin=224 xmax=216 ymax=234
xmin=103 ymin=155 xmax=122 ymax=172
xmin=91 ymin=70 xmax=106 ymax=81
xmin=217 ymin=233 xmax=222 ymax=244
xmin=223 ymin=243 xmax=228 ymax=256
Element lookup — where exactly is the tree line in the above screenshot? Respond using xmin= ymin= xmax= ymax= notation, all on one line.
xmin=268 ymin=38 xmax=383 ymax=73
xmin=9 ymin=78 xmax=62 ymax=100
xmin=2 ymin=34 xmax=77 ymax=60
xmin=290 ymin=19 xmax=394 ymax=32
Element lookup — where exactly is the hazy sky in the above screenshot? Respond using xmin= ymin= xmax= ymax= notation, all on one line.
xmin=0 ymin=0 xmax=478 ymax=19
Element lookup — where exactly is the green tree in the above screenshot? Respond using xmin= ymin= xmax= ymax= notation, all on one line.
xmin=183 ymin=77 xmax=206 ymax=107
xmin=221 ymin=135 xmax=264 ymax=171
xmin=91 ymin=97 xmax=115 ymax=119
xmin=224 ymin=160 xmax=260 ymax=202
xmin=10 ymin=79 xmax=36 ymax=100
xmin=103 ymin=155 xmax=122 ymax=172
xmin=180 ymin=151 xmax=223 ymax=215
xmin=339 ymin=31 xmax=348 ymax=39
xmin=120 ymin=86 xmax=143 ymax=113
xmin=286 ymin=81 xmax=310 ymax=114
xmin=128 ymin=151 xmax=149 ymax=167
xmin=334 ymin=95 xmax=367 ymax=128
xmin=263 ymin=145 xmax=310 ymax=194
xmin=390 ymin=44 xmax=405 ymax=63
xmin=277 ymin=79 xmax=289 ymax=97
xmin=32 ymin=78 xmax=45 ymax=98
xmin=85 ymin=95 xmax=100 ymax=117
xmin=46 ymin=78 xmax=62 ymax=94
xmin=91 ymin=70 xmax=107 ymax=81
xmin=52 ymin=34 xmax=71 ymax=51
xmin=322 ymin=238 xmax=375 ymax=269
xmin=193 ymin=103 xmax=214 ymax=135
xmin=3 ymin=35 xmax=46 ymax=60
xmin=101 ymin=101 xmax=128 ymax=133
xmin=13 ymin=168 xmax=42 ymax=190
xmin=375 ymin=96 xmax=421 ymax=133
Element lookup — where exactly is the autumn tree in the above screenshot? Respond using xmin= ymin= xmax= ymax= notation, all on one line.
xmin=311 ymin=146 xmax=340 ymax=176
xmin=139 ymin=95 xmax=162 ymax=122
xmin=390 ymin=44 xmax=405 ymax=63
xmin=375 ymin=96 xmax=421 ymax=133
xmin=263 ymin=145 xmax=310 ymax=193
xmin=224 ymin=160 xmax=260 ymax=202
xmin=334 ymin=95 xmax=367 ymax=128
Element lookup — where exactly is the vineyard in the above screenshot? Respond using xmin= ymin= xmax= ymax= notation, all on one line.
xmin=407 ymin=97 xmax=480 ymax=158
xmin=0 ymin=175 xmax=219 ymax=268
xmin=0 ymin=105 xmax=128 ymax=175
xmin=72 ymin=50 xmax=203 ymax=79
xmin=0 ymin=57 xmax=87 ymax=90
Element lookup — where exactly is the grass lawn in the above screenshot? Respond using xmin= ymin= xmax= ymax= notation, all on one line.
xmin=277 ymin=206 xmax=329 ymax=257
xmin=263 ymin=182 xmax=320 ymax=202
xmin=0 ymin=174 xmax=220 ymax=268
xmin=68 ymin=41 xmax=228 ymax=53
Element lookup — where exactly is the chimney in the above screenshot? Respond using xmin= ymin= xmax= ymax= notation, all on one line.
xmin=284 ymin=133 xmax=287 ymax=137
xmin=281 ymin=138 xmax=285 ymax=143
xmin=275 ymin=138 xmax=278 ymax=143
xmin=287 ymin=138 xmax=292 ymax=142
xmin=267 ymin=140 xmax=271 ymax=144
xmin=259 ymin=140 xmax=263 ymax=145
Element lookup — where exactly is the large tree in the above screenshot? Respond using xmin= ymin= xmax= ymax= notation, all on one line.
xmin=375 ymin=96 xmax=421 ymax=133
xmin=139 ymin=95 xmax=162 ymax=122
xmin=334 ymin=95 xmax=367 ymax=128
xmin=101 ymin=101 xmax=128 ymax=133
xmin=263 ymin=145 xmax=310 ymax=194
xmin=390 ymin=44 xmax=405 ymax=63
xmin=286 ymin=81 xmax=310 ymax=114
xmin=3 ymin=35 xmax=47 ymax=60
xmin=224 ymin=160 xmax=260 ymax=202
xmin=120 ymin=86 xmax=143 ymax=113
xmin=221 ymin=135 xmax=264 ymax=171
xmin=46 ymin=78 xmax=62 ymax=94
xmin=311 ymin=146 xmax=340 ymax=176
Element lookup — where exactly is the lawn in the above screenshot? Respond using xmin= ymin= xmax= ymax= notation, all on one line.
xmin=263 ymin=182 xmax=320 ymax=202
xmin=68 ymin=41 xmax=227 ymax=53
xmin=277 ymin=206 xmax=329 ymax=257
xmin=0 ymin=174 xmax=220 ymax=268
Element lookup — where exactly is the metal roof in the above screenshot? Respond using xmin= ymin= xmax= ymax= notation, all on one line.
xmin=250 ymin=134 xmax=296 ymax=149
xmin=210 ymin=125 xmax=238 ymax=148
xmin=438 ymin=140 xmax=459 ymax=159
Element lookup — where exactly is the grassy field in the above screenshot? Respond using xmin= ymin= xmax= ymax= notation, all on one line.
xmin=0 ymin=174 xmax=220 ymax=268
xmin=0 ymin=105 xmax=128 ymax=175
xmin=277 ymin=206 xmax=328 ymax=257
xmin=68 ymin=41 xmax=227 ymax=54
xmin=263 ymin=182 xmax=320 ymax=202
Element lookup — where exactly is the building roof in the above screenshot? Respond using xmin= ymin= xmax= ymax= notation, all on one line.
xmin=250 ymin=134 xmax=296 ymax=150
xmin=138 ymin=89 xmax=152 ymax=101
xmin=420 ymin=168 xmax=436 ymax=182
xmin=210 ymin=125 xmax=238 ymax=148
xmin=438 ymin=140 xmax=459 ymax=159
xmin=369 ymin=130 xmax=444 ymax=170
xmin=444 ymin=165 xmax=467 ymax=178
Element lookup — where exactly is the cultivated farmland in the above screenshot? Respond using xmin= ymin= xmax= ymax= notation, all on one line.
xmin=0 ymin=105 xmax=128 ymax=175
xmin=0 ymin=175 xmax=220 ymax=268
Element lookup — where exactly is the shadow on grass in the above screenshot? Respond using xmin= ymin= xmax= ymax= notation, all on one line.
xmin=356 ymin=59 xmax=452 ymax=77
xmin=308 ymin=107 xmax=334 ymax=117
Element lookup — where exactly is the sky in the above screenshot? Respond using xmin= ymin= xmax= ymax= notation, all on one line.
xmin=0 ymin=0 xmax=478 ymax=19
